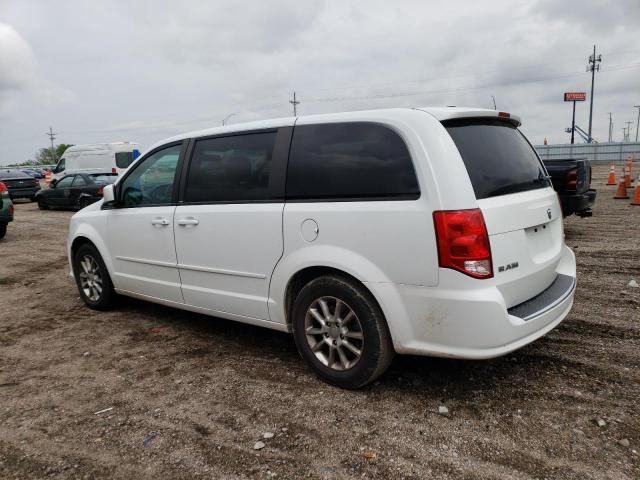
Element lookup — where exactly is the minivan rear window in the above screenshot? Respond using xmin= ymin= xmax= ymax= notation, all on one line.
xmin=286 ymin=122 xmax=420 ymax=200
xmin=115 ymin=152 xmax=134 ymax=169
xmin=443 ymin=119 xmax=550 ymax=199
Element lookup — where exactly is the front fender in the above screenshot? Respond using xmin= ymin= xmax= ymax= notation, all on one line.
xmin=67 ymin=213 xmax=112 ymax=279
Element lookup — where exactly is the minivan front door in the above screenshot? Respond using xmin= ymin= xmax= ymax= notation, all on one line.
xmin=173 ymin=130 xmax=286 ymax=320
xmin=107 ymin=143 xmax=185 ymax=304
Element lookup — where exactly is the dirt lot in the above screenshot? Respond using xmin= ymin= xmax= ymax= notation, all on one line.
xmin=0 ymin=165 xmax=638 ymax=479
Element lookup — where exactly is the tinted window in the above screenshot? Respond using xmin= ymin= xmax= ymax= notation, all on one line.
xmin=90 ymin=174 xmax=117 ymax=184
xmin=56 ymin=176 xmax=74 ymax=188
xmin=115 ymin=152 xmax=134 ymax=169
xmin=286 ymin=123 xmax=419 ymax=200
xmin=120 ymin=144 xmax=181 ymax=207
xmin=185 ymin=132 xmax=276 ymax=203
xmin=71 ymin=176 xmax=87 ymax=187
xmin=444 ymin=119 xmax=550 ymax=199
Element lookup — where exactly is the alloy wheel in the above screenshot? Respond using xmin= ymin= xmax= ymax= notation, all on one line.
xmin=78 ymin=254 xmax=103 ymax=302
xmin=304 ymin=296 xmax=364 ymax=371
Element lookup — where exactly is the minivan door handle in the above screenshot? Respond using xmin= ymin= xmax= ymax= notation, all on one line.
xmin=151 ymin=217 xmax=170 ymax=226
xmin=177 ymin=217 xmax=199 ymax=226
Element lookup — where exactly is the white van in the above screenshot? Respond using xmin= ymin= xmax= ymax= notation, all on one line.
xmin=53 ymin=142 xmax=141 ymax=180
xmin=67 ymin=107 xmax=576 ymax=389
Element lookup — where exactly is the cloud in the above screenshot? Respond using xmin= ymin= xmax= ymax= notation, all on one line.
xmin=0 ymin=0 xmax=638 ymax=160
xmin=0 ymin=22 xmax=36 ymax=114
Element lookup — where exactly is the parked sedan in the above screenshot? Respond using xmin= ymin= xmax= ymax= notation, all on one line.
xmin=0 ymin=181 xmax=14 ymax=239
xmin=0 ymin=169 xmax=41 ymax=201
xmin=35 ymin=172 xmax=117 ymax=210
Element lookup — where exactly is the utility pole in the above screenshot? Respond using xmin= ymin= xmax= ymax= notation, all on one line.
xmin=289 ymin=91 xmax=300 ymax=116
xmin=570 ymin=100 xmax=577 ymax=144
xmin=608 ymin=112 xmax=613 ymax=143
xmin=625 ymin=121 xmax=633 ymax=142
xmin=634 ymin=105 xmax=640 ymax=142
xmin=45 ymin=126 xmax=56 ymax=163
xmin=586 ymin=45 xmax=602 ymax=143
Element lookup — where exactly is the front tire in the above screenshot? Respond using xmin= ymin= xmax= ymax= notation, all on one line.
xmin=0 ymin=223 xmax=6 ymax=240
xmin=291 ymin=275 xmax=394 ymax=389
xmin=72 ymin=243 xmax=116 ymax=310
xmin=37 ymin=198 xmax=48 ymax=210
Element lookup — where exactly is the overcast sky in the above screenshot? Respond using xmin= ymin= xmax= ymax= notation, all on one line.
xmin=1 ymin=0 xmax=639 ymax=164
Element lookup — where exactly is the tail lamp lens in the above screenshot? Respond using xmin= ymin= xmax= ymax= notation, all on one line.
xmin=0 ymin=182 xmax=6 ymax=193
xmin=566 ymin=168 xmax=577 ymax=190
xmin=433 ymin=209 xmax=493 ymax=279
xmin=97 ymin=186 xmax=104 ymax=196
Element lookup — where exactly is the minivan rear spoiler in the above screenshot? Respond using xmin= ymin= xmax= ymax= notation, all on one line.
xmin=417 ymin=108 xmax=522 ymax=127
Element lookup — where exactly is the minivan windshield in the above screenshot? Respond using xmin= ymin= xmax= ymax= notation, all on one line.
xmin=53 ymin=158 xmax=65 ymax=173
xmin=443 ymin=119 xmax=550 ymax=199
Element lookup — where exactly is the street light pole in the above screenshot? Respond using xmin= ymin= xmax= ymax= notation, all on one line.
xmin=222 ymin=113 xmax=236 ymax=126
xmin=634 ymin=105 xmax=640 ymax=142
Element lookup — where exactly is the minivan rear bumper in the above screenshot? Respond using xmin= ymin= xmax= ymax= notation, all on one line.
xmin=369 ymin=244 xmax=576 ymax=359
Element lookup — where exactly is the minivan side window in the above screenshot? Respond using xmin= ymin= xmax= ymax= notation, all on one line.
xmin=119 ymin=144 xmax=181 ymax=207
xmin=286 ymin=122 xmax=420 ymax=200
xmin=115 ymin=152 xmax=134 ymax=169
xmin=184 ymin=132 xmax=277 ymax=203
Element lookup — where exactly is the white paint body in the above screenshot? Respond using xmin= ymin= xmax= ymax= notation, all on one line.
xmin=68 ymin=107 xmax=576 ymax=359
xmin=53 ymin=142 xmax=140 ymax=180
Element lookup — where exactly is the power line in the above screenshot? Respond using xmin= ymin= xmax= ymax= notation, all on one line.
xmin=3 ymin=62 xmax=639 ymax=146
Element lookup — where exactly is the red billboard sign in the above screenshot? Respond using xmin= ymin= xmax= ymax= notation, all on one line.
xmin=564 ymin=92 xmax=586 ymax=101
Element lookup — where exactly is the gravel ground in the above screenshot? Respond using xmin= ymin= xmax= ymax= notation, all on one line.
xmin=0 ymin=164 xmax=638 ymax=479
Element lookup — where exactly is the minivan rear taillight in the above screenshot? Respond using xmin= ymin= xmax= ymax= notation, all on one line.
xmin=433 ymin=209 xmax=493 ymax=279
xmin=566 ymin=168 xmax=577 ymax=190
xmin=0 ymin=182 xmax=6 ymax=193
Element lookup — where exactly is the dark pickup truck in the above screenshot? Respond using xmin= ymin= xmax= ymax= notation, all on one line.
xmin=541 ymin=158 xmax=596 ymax=217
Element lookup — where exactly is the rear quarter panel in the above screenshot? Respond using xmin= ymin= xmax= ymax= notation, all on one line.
xmin=268 ymin=109 xmax=480 ymax=325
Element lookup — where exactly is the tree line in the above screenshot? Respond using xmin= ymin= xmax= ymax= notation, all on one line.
xmin=11 ymin=144 xmax=74 ymax=167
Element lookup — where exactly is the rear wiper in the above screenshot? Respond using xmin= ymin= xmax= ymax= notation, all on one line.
xmin=485 ymin=176 xmax=551 ymax=197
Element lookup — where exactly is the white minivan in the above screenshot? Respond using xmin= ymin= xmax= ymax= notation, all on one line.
xmin=67 ymin=107 xmax=576 ymax=388
xmin=53 ymin=142 xmax=141 ymax=180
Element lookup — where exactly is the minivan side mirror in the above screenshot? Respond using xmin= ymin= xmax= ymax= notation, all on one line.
xmin=102 ymin=184 xmax=116 ymax=204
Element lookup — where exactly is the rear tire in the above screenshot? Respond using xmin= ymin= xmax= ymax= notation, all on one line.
xmin=291 ymin=275 xmax=394 ymax=389
xmin=72 ymin=243 xmax=116 ymax=310
xmin=37 ymin=198 xmax=48 ymax=210
xmin=0 ymin=223 xmax=6 ymax=240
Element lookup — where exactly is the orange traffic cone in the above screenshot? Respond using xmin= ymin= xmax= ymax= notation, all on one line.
xmin=606 ymin=165 xmax=617 ymax=185
xmin=624 ymin=166 xmax=632 ymax=188
xmin=631 ymin=175 xmax=640 ymax=206
xmin=614 ymin=176 xmax=629 ymax=199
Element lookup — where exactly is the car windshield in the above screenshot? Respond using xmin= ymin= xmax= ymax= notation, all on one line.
xmin=90 ymin=174 xmax=118 ymax=184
